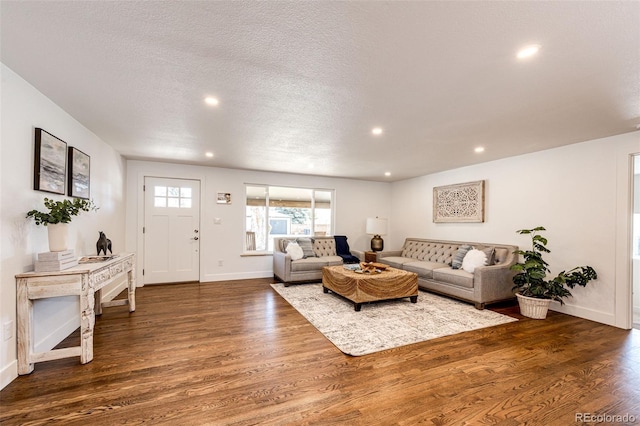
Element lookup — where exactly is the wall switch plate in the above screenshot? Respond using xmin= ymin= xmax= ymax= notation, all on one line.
xmin=214 ymin=218 xmax=222 ymax=224
xmin=218 ymin=260 xmax=223 ymax=266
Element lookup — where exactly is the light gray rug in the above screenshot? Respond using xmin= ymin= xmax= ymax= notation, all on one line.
xmin=271 ymin=283 xmax=518 ymax=356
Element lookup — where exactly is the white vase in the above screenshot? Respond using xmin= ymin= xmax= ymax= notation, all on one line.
xmin=516 ymin=293 xmax=551 ymax=319
xmin=47 ymin=223 xmax=69 ymax=252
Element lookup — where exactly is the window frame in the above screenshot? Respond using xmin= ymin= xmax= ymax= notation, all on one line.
xmin=244 ymin=184 xmax=335 ymax=253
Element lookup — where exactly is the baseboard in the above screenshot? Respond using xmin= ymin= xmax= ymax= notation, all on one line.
xmin=201 ymin=270 xmax=273 ymax=282
xmin=550 ymin=303 xmax=616 ymax=328
xmin=101 ymin=279 xmax=128 ymax=302
xmin=35 ymin=314 xmax=80 ymax=353
xmin=0 ymin=359 xmax=18 ymax=391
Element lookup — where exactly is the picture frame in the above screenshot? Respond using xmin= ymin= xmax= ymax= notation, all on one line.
xmin=217 ymin=192 xmax=232 ymax=204
xmin=34 ymin=128 xmax=67 ymax=195
xmin=68 ymin=147 xmax=90 ymax=199
xmin=433 ymin=180 xmax=485 ymax=223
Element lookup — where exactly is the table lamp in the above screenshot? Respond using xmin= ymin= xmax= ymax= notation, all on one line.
xmin=366 ymin=217 xmax=388 ymax=252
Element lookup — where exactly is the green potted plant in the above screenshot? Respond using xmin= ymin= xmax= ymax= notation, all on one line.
xmin=510 ymin=226 xmax=597 ymax=319
xmin=27 ymin=197 xmax=97 ymax=252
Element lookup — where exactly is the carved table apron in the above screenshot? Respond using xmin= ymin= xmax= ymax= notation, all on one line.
xmin=15 ymin=253 xmax=136 ymax=374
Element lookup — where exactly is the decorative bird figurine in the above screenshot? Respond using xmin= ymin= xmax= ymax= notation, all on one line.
xmin=96 ymin=231 xmax=112 ymax=255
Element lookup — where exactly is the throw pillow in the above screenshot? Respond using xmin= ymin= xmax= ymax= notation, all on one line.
xmin=482 ymin=246 xmax=496 ymax=265
xmin=285 ymin=242 xmax=304 ymax=260
xmin=462 ymin=249 xmax=487 ymax=273
xmin=451 ymin=244 xmax=473 ymax=269
xmin=296 ymin=237 xmax=316 ymax=258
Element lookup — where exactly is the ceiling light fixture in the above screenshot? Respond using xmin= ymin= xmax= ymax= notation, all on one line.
xmin=372 ymin=127 xmax=383 ymax=136
xmin=475 ymin=147 xmax=485 ymax=153
xmin=517 ymin=45 xmax=541 ymax=59
xmin=205 ymin=152 xmax=214 ymax=158
xmin=204 ymin=97 xmax=219 ymax=106
xmin=384 ymin=172 xmax=391 ymax=177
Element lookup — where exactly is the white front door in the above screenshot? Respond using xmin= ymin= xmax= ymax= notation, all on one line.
xmin=144 ymin=177 xmax=200 ymax=284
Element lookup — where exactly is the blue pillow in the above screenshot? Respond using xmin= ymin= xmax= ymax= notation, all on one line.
xmin=451 ymin=245 xmax=472 ymax=269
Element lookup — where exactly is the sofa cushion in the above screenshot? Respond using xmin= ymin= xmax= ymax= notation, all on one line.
xmin=297 ymin=237 xmax=316 ymax=258
xmin=432 ymin=267 xmax=474 ymax=289
xmin=290 ymin=255 xmax=342 ymax=272
xmin=285 ymin=242 xmax=304 ymax=260
xmin=494 ymin=247 xmax=509 ymax=265
xmin=313 ymin=238 xmax=336 ymax=257
xmin=451 ymin=244 xmax=473 ymax=269
xmin=462 ymin=249 xmax=487 ymax=273
xmin=400 ymin=241 xmax=459 ymax=263
xmin=378 ymin=256 xmax=416 ymax=269
xmin=403 ymin=261 xmax=449 ymax=279
xmin=291 ymin=257 xmax=326 ymax=272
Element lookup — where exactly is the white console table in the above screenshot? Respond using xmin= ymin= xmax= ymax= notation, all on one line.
xmin=15 ymin=253 xmax=136 ymax=374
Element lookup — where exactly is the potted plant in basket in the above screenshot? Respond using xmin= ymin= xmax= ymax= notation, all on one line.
xmin=510 ymin=226 xmax=597 ymax=319
xmin=26 ymin=197 xmax=97 ymax=252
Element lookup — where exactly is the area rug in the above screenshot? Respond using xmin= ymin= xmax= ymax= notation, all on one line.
xmin=271 ymin=283 xmax=518 ymax=356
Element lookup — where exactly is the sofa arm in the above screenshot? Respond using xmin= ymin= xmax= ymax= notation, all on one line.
xmin=473 ymin=264 xmax=517 ymax=303
xmin=273 ymin=251 xmax=292 ymax=282
xmin=350 ymin=250 xmax=365 ymax=261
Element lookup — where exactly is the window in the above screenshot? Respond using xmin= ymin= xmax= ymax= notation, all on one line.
xmin=245 ymin=185 xmax=334 ymax=252
xmin=154 ymin=185 xmax=192 ymax=208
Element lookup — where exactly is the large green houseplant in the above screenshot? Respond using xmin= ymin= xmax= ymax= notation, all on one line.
xmin=510 ymin=226 xmax=597 ymax=319
xmin=27 ymin=197 xmax=97 ymax=252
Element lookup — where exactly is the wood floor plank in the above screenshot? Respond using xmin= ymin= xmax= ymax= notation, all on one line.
xmin=1 ymin=279 xmax=638 ymax=425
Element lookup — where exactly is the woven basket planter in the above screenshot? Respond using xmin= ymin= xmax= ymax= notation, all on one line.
xmin=516 ymin=293 xmax=551 ymax=319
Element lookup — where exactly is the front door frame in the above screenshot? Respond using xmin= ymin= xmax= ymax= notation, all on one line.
xmin=615 ymin=139 xmax=640 ymax=329
xmin=134 ymin=171 xmax=206 ymax=288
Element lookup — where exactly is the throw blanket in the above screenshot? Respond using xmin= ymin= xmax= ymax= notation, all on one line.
xmin=334 ymin=235 xmax=360 ymax=264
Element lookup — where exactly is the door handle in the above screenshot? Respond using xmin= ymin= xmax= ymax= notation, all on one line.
xmin=193 ymin=237 xmax=199 ymax=241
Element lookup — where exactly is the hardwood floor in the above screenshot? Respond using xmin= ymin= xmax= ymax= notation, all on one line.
xmin=1 ymin=279 xmax=639 ymax=425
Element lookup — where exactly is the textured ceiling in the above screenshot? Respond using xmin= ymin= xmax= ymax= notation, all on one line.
xmin=1 ymin=1 xmax=639 ymax=182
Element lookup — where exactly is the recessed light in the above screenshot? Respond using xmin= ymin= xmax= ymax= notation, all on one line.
xmin=204 ymin=97 xmax=219 ymax=106
xmin=517 ymin=45 xmax=541 ymax=59
xmin=372 ymin=127 xmax=383 ymax=136
xmin=205 ymin=152 xmax=214 ymax=158
xmin=474 ymin=147 xmax=485 ymax=153
xmin=384 ymin=172 xmax=391 ymax=177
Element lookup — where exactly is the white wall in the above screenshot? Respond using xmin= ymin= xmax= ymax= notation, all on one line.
xmin=390 ymin=131 xmax=640 ymax=327
xmin=0 ymin=64 xmax=127 ymax=389
xmin=125 ymin=160 xmax=392 ymax=284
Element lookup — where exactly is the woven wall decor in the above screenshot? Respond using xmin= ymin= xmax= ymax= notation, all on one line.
xmin=433 ymin=180 xmax=485 ymax=223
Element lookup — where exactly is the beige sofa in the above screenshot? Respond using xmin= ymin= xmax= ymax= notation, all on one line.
xmin=376 ymin=238 xmax=518 ymax=309
xmin=273 ymin=236 xmax=364 ymax=285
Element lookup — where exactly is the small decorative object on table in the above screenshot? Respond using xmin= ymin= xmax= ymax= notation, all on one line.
xmin=96 ymin=231 xmax=112 ymax=255
xmin=26 ymin=197 xmax=97 ymax=252
xmin=359 ymin=262 xmax=388 ymax=274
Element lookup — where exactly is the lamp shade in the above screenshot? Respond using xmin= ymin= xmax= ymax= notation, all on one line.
xmin=366 ymin=217 xmax=388 ymax=236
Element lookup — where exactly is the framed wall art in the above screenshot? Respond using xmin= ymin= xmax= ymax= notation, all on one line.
xmin=68 ymin=147 xmax=90 ymax=199
xmin=217 ymin=192 xmax=231 ymax=204
xmin=433 ymin=180 xmax=485 ymax=223
xmin=34 ymin=128 xmax=67 ymax=195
